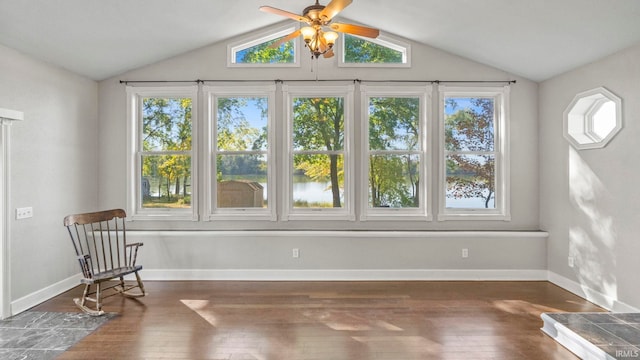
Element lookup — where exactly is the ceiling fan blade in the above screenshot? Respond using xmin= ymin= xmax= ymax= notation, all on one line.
xmin=269 ymin=29 xmax=301 ymax=49
xmin=329 ymin=23 xmax=380 ymax=38
xmin=320 ymin=0 xmax=353 ymax=21
xmin=259 ymin=6 xmax=309 ymax=23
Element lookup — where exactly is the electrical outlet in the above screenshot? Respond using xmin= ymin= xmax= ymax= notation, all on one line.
xmin=16 ymin=207 xmax=33 ymax=219
xmin=462 ymin=248 xmax=469 ymax=258
xmin=568 ymin=256 xmax=574 ymax=268
xmin=292 ymin=248 xmax=300 ymax=258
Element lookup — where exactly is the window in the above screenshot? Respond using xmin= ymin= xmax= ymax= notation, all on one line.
xmin=204 ymin=86 xmax=276 ymax=221
xmin=438 ymin=86 xmax=510 ymax=220
xmin=126 ymin=83 xmax=512 ymax=225
xmin=563 ymin=86 xmax=622 ymax=150
xmin=126 ymin=86 xmax=198 ymax=220
xmin=360 ymin=86 xmax=431 ymax=220
xmin=282 ymin=85 xmax=355 ymax=221
xmin=227 ymin=24 xmax=300 ymax=67
xmin=339 ymin=33 xmax=411 ymax=67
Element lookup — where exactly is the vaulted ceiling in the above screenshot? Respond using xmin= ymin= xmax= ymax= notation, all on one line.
xmin=1 ymin=0 xmax=639 ymax=82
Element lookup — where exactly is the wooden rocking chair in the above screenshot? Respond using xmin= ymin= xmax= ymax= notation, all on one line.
xmin=63 ymin=209 xmax=146 ymax=316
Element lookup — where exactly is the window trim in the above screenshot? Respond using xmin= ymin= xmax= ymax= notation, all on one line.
xmin=203 ymin=85 xmax=277 ymax=221
xmin=126 ymin=85 xmax=199 ymax=221
xmin=359 ymin=85 xmax=432 ymax=221
xmin=282 ymin=84 xmax=355 ymax=221
xmin=437 ymin=85 xmax=511 ymax=221
xmin=227 ymin=23 xmax=300 ymax=68
xmin=338 ymin=31 xmax=411 ymax=68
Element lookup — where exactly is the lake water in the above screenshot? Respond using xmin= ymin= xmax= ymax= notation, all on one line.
xmin=277 ymin=181 xmax=494 ymax=208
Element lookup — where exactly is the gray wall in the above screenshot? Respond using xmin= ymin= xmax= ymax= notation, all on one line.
xmin=540 ymin=43 xmax=640 ymax=310
xmin=0 ymin=44 xmax=99 ymax=302
xmin=98 ymin=29 xmax=540 ymax=231
xmin=95 ymin=31 xmax=545 ymax=282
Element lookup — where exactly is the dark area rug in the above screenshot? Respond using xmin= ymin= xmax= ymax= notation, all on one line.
xmin=0 ymin=311 xmax=116 ymax=360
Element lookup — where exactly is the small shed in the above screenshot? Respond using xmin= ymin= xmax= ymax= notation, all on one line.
xmin=217 ymin=180 xmax=264 ymax=208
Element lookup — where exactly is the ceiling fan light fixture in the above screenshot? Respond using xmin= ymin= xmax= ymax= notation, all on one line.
xmin=322 ymin=31 xmax=339 ymax=47
xmin=300 ymin=26 xmax=316 ymax=43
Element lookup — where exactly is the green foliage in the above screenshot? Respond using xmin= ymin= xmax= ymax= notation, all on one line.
xmin=142 ymin=98 xmax=192 ymax=208
xmin=344 ymin=35 xmax=403 ymax=63
xmin=293 ymin=97 xmax=344 ymax=208
xmin=237 ymin=37 xmax=294 ymax=64
xmin=368 ymin=97 xmax=420 ymax=208
xmin=216 ymin=97 xmax=268 ymax=183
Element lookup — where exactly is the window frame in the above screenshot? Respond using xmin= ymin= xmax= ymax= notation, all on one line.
xmin=203 ymin=85 xmax=277 ymax=221
xmin=126 ymin=85 xmax=199 ymax=221
xmin=282 ymin=84 xmax=355 ymax=221
xmin=359 ymin=85 xmax=432 ymax=221
xmin=227 ymin=23 xmax=300 ymax=68
xmin=338 ymin=32 xmax=411 ymax=68
xmin=437 ymin=85 xmax=511 ymax=221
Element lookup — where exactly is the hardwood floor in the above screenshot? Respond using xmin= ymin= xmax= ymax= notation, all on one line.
xmin=32 ymin=281 xmax=603 ymax=359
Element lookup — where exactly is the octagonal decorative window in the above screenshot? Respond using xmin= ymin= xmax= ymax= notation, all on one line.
xmin=563 ymin=87 xmax=622 ymax=150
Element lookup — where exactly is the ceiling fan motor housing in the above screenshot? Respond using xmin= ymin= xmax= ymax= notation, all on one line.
xmin=303 ymin=1 xmax=328 ymax=24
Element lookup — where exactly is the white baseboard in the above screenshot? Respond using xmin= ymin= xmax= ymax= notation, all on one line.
xmin=11 ymin=273 xmax=82 ymax=316
xmin=547 ymin=271 xmax=639 ymax=312
xmin=140 ymin=268 xmax=548 ymax=281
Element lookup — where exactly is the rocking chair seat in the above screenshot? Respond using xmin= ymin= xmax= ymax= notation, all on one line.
xmin=81 ymin=265 xmax=143 ymax=284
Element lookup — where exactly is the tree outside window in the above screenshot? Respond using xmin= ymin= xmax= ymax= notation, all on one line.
xmin=292 ymin=96 xmax=345 ymax=208
xmin=367 ymin=96 xmax=421 ymax=208
xmin=444 ymin=97 xmax=496 ymax=209
xmin=141 ymin=97 xmax=192 ymax=209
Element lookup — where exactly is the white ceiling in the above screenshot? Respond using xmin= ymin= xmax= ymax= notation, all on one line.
xmin=1 ymin=0 xmax=639 ymax=82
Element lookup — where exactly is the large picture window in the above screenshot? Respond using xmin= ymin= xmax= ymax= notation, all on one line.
xmin=126 ymin=84 xmax=511 ymax=225
xmin=360 ymin=86 xmax=431 ymax=220
xmin=126 ymin=86 xmax=198 ymax=220
xmin=438 ymin=86 xmax=510 ymax=220
xmin=282 ymin=85 xmax=354 ymax=221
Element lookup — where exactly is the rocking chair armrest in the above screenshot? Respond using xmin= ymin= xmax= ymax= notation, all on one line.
xmin=125 ymin=242 xmax=143 ymax=267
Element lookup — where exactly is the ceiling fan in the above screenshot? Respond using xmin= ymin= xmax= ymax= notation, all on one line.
xmin=259 ymin=0 xmax=380 ymax=59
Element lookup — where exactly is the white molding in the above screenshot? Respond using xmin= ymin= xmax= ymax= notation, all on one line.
xmin=141 ymin=269 xmax=548 ymax=281
xmin=0 ymin=108 xmax=24 ymax=122
xmin=126 ymin=230 xmax=549 ymax=239
xmin=548 ymin=271 xmax=640 ymax=312
xmin=10 ymin=273 xmax=82 ymax=316
xmin=0 ymin=115 xmax=20 ymax=319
